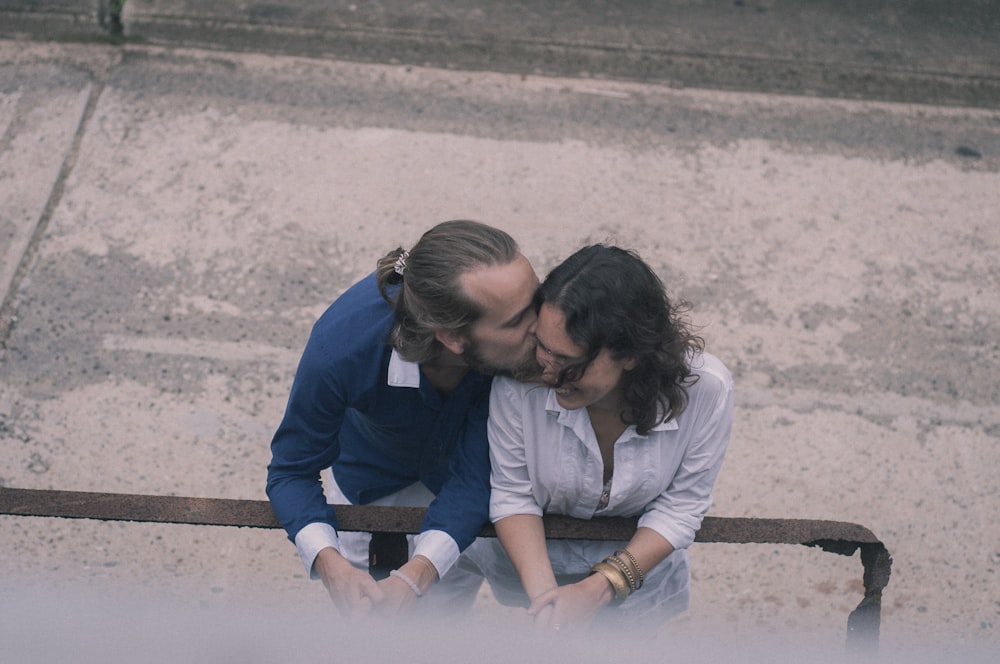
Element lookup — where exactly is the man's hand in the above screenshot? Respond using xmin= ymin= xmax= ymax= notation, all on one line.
xmin=375 ymin=555 xmax=439 ymax=615
xmin=313 ymin=547 xmax=386 ymax=616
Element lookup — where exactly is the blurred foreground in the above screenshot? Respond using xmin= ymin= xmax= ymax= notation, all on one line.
xmin=4 ymin=586 xmax=997 ymax=664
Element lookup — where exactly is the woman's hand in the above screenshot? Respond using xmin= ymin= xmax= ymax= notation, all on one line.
xmin=527 ymin=573 xmax=614 ymax=632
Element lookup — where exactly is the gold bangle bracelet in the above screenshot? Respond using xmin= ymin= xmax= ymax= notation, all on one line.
xmin=614 ymin=548 xmax=645 ymax=589
xmin=589 ymin=561 xmax=630 ymax=605
xmin=604 ymin=555 xmax=637 ymax=593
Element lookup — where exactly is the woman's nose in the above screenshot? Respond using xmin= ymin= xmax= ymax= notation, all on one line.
xmin=536 ymin=349 xmax=558 ymax=379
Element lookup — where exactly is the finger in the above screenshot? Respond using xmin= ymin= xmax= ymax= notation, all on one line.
xmin=351 ymin=595 xmax=374 ymax=618
xmin=533 ymin=607 xmax=563 ymax=634
xmin=530 ymin=602 xmax=555 ymax=628
xmin=526 ymin=589 xmax=557 ymax=616
xmin=340 ymin=580 xmax=378 ymax=615
xmin=363 ymin=581 xmax=388 ymax=605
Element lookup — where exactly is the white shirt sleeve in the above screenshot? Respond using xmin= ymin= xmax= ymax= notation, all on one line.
xmin=294 ymin=521 xmax=341 ymax=579
xmin=413 ymin=529 xmax=461 ymax=577
xmin=295 ymin=522 xmax=461 ymax=579
xmin=488 ymin=377 xmax=544 ymax=522
xmin=637 ymin=355 xmax=734 ymax=550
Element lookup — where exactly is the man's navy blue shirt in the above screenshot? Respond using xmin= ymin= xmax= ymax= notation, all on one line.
xmin=266 ymin=273 xmax=492 ymax=552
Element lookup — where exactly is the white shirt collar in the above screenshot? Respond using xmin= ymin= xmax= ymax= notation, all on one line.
xmin=387 ymin=348 xmax=421 ymax=388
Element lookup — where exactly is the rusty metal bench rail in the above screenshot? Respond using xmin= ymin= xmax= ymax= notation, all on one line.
xmin=1 ymin=487 xmax=891 ymax=652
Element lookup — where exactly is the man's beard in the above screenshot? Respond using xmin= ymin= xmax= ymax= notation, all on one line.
xmin=462 ymin=340 xmax=543 ymax=383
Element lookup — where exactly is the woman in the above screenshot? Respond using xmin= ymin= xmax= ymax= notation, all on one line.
xmin=481 ymin=244 xmax=734 ymax=632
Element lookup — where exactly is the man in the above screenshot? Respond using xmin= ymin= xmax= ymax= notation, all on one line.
xmin=266 ymin=220 xmax=539 ymax=616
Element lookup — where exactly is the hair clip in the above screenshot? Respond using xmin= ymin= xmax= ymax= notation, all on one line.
xmin=393 ymin=250 xmax=410 ymax=276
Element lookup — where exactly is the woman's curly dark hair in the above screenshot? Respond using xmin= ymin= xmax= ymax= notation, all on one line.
xmin=539 ymin=244 xmax=703 ymax=434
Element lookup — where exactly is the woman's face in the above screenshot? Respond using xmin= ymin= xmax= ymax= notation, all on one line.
xmin=534 ymin=303 xmax=635 ymax=412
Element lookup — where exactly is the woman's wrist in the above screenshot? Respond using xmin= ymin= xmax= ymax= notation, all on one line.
xmin=581 ymin=569 xmax=616 ymax=606
xmin=588 ymin=560 xmax=631 ymax=605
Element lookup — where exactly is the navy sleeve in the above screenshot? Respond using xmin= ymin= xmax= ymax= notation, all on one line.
xmin=265 ymin=333 xmax=345 ymax=541
xmin=419 ymin=393 xmax=492 ymax=551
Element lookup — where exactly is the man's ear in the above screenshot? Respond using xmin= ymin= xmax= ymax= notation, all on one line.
xmin=623 ymin=356 xmax=638 ymax=371
xmin=435 ymin=329 xmax=467 ymax=355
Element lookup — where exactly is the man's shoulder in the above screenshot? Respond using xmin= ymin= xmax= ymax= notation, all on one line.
xmin=305 ymin=273 xmax=395 ymax=363
xmin=314 ymin=273 xmax=394 ymax=336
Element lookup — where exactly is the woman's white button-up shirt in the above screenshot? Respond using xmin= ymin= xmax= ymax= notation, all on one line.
xmin=488 ymin=351 xmax=734 ymax=552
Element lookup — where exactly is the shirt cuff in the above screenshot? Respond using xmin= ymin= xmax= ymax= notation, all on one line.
xmin=294 ymin=521 xmax=341 ymax=579
xmin=412 ymin=529 xmax=460 ymax=577
xmin=636 ymin=510 xmax=696 ymax=552
xmin=490 ymin=497 xmax=544 ymax=523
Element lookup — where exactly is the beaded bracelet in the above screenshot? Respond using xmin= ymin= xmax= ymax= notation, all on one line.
xmin=614 ymin=548 xmax=645 ymax=590
xmin=389 ymin=569 xmax=423 ymax=597
xmin=603 ymin=555 xmax=637 ymax=593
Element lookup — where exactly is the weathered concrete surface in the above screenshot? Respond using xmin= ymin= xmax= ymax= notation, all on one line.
xmin=0 ymin=6 xmax=998 ymax=660
xmin=2 ymin=0 xmax=999 ymax=108
xmin=0 ymin=56 xmax=92 ymax=317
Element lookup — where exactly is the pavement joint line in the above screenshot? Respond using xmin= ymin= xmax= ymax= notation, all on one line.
xmin=0 ymin=71 xmax=107 ymax=349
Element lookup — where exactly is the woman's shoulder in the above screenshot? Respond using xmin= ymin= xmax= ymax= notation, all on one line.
xmin=687 ymin=350 xmax=734 ymax=394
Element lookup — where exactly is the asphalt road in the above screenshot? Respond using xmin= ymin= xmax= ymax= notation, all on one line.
xmin=1 ymin=2 xmax=998 ymax=661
